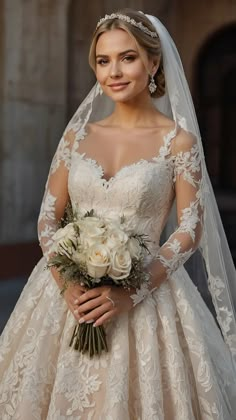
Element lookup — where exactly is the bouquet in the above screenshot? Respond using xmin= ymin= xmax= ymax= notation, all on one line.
xmin=48 ymin=204 xmax=150 ymax=358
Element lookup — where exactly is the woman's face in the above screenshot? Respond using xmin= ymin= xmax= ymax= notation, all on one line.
xmin=95 ymin=28 xmax=156 ymax=103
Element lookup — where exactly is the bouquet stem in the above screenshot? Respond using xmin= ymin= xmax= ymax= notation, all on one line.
xmin=69 ymin=323 xmax=108 ymax=357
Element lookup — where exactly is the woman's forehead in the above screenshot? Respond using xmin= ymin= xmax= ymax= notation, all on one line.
xmin=96 ymin=29 xmax=138 ymax=54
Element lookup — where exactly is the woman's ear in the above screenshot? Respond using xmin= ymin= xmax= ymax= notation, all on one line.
xmin=150 ymin=56 xmax=160 ymax=75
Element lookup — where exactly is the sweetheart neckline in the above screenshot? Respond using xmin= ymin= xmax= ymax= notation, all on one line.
xmin=73 ymin=125 xmax=177 ymax=187
xmin=74 ymin=151 xmax=174 ymax=188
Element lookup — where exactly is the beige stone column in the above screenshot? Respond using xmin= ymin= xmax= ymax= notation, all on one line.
xmin=0 ymin=0 xmax=69 ymax=244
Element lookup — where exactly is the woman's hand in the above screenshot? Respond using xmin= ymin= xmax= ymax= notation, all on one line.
xmin=63 ymin=283 xmax=88 ymax=319
xmin=74 ymin=285 xmax=135 ymax=327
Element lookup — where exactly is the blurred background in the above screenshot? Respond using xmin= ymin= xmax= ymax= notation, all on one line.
xmin=0 ymin=0 xmax=236 ymax=331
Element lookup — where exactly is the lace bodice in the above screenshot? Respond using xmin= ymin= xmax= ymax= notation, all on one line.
xmin=38 ymin=124 xmax=203 ymax=284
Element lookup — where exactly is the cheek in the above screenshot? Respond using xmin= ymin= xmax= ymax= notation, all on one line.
xmin=95 ymin=67 xmax=107 ymax=83
xmin=127 ymin=64 xmax=149 ymax=83
xmin=131 ymin=69 xmax=149 ymax=88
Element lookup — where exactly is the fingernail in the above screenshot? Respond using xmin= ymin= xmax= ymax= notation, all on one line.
xmin=80 ymin=282 xmax=85 ymax=286
xmin=74 ymin=299 xmax=79 ymax=305
xmin=86 ymin=319 xmax=95 ymax=324
xmin=74 ymin=309 xmax=79 ymax=315
xmin=93 ymin=322 xmax=97 ymax=327
xmin=79 ymin=318 xmax=85 ymax=324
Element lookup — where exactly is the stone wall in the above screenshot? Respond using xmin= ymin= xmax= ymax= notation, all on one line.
xmin=0 ymin=0 xmax=235 ymax=248
xmin=0 ymin=0 xmax=69 ymax=244
xmin=168 ymin=0 xmax=236 ymax=89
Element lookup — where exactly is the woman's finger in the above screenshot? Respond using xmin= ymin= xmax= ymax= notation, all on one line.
xmin=77 ymin=296 xmax=104 ymax=314
xmin=76 ymin=301 xmax=111 ymax=323
xmin=93 ymin=309 xmax=117 ymax=327
xmin=78 ymin=288 xmax=103 ymax=304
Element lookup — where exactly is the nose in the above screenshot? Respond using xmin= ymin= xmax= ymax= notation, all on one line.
xmin=110 ymin=61 xmax=122 ymax=78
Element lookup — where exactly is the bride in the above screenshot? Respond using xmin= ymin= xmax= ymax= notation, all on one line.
xmin=0 ymin=8 xmax=236 ymax=420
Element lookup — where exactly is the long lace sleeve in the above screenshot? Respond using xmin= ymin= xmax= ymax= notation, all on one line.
xmin=37 ymin=129 xmax=75 ymax=261
xmin=134 ymin=128 xmax=205 ymax=298
xmin=156 ymin=130 xmax=204 ymax=279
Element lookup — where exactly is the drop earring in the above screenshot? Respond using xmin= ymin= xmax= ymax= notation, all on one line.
xmin=148 ymin=75 xmax=157 ymax=94
xmin=97 ymin=82 xmax=103 ymax=95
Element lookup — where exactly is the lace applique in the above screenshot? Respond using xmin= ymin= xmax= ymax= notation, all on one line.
xmin=208 ymin=275 xmax=236 ymax=355
xmin=37 ymin=129 xmax=76 ymax=260
xmin=173 ymin=143 xmax=201 ymax=186
xmin=154 ymin=135 xmax=204 ymax=280
xmin=130 ymin=279 xmax=157 ymax=307
xmin=38 ymin=191 xmax=57 ymax=222
xmin=130 ymin=282 xmax=151 ymax=306
xmin=157 ymin=241 xmax=194 ymax=278
xmin=38 ymin=189 xmax=58 ymax=259
xmin=50 ymin=136 xmax=72 ymax=174
xmin=178 ymin=200 xmax=201 ymax=241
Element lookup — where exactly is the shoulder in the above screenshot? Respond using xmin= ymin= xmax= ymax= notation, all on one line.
xmin=171 ymin=127 xmax=198 ymax=156
xmin=88 ymin=118 xmax=112 ymax=131
xmin=63 ymin=128 xmax=76 ymax=147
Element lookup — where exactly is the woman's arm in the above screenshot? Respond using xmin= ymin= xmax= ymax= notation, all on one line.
xmin=147 ymin=128 xmax=204 ymax=289
xmin=37 ymin=129 xmax=74 ymax=290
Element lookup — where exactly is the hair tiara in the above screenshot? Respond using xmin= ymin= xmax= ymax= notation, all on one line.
xmin=96 ymin=13 xmax=158 ymax=38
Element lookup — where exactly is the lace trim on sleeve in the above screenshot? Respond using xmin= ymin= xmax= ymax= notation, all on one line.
xmin=38 ymin=129 xmax=76 ymax=260
xmin=38 ymin=190 xmax=58 ymax=260
xmin=155 ymin=134 xmax=204 ymax=278
xmin=50 ymin=134 xmax=73 ymax=174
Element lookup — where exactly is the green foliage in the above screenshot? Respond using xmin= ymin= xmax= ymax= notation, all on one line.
xmin=83 ymin=209 xmax=95 ymax=218
xmin=60 ymin=200 xmax=74 ymax=227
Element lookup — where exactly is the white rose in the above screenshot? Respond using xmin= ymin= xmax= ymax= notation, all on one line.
xmin=105 ymin=227 xmax=129 ymax=250
xmin=86 ymin=244 xmax=111 ymax=279
xmin=79 ymin=218 xmax=106 ymax=248
xmin=71 ymin=249 xmax=86 ymax=265
xmin=52 ymin=223 xmax=78 ymax=257
xmin=105 ymin=216 xmax=123 ymax=229
xmin=79 ymin=216 xmax=105 ymax=229
xmin=52 ymin=223 xmax=77 ymax=244
xmin=127 ymin=237 xmax=141 ymax=259
xmin=108 ymin=248 xmax=132 ymax=280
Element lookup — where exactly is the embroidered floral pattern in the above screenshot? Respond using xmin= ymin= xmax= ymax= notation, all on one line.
xmin=0 ymin=125 xmax=235 ymax=419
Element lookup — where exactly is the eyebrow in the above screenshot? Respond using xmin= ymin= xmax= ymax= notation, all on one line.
xmin=95 ymin=49 xmax=138 ymax=59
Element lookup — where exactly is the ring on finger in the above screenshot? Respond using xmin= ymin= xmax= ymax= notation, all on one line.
xmin=106 ymin=296 xmax=115 ymax=307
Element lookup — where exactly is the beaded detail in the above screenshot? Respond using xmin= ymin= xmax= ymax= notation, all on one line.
xmin=96 ymin=13 xmax=158 ymax=38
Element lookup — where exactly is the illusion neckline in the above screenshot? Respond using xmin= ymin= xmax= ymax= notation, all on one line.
xmin=74 ymin=124 xmax=177 ymax=187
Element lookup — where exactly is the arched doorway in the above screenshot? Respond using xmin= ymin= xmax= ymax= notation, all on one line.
xmin=67 ymin=0 xmax=168 ymax=119
xmin=195 ymin=24 xmax=236 ymax=263
xmin=195 ymin=24 xmax=236 ymax=189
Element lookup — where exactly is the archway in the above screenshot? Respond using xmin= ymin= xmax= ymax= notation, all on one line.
xmin=195 ymin=24 xmax=236 ymax=263
xmin=195 ymin=23 xmax=236 ymax=190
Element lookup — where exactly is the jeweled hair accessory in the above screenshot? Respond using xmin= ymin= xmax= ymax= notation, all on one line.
xmin=96 ymin=13 xmax=158 ymax=38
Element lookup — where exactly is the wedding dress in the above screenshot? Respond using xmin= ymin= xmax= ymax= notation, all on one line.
xmin=0 ymin=122 xmax=236 ymax=420
xmin=1 ymin=11 xmax=236 ymax=420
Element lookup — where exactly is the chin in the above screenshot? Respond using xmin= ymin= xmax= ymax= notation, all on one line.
xmin=105 ymin=87 xmax=147 ymax=103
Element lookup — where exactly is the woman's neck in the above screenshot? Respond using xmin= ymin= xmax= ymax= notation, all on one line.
xmin=108 ymin=94 xmax=160 ymax=129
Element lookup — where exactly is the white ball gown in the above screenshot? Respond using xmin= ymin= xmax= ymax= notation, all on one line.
xmin=0 ymin=125 xmax=236 ymax=420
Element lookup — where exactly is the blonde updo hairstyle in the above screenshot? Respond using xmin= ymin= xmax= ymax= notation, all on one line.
xmin=89 ymin=9 xmax=165 ymax=98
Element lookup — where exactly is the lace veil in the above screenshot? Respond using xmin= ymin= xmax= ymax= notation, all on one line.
xmin=62 ymin=14 xmax=236 ymax=361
